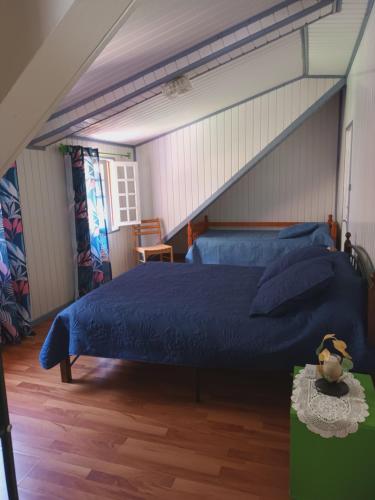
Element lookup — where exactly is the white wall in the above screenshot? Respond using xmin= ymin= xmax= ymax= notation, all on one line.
xmin=136 ymin=77 xmax=340 ymax=241
xmin=16 ymin=139 xmax=135 ymax=321
xmin=207 ymin=95 xmax=339 ymax=223
xmin=337 ymin=7 xmax=375 ymax=262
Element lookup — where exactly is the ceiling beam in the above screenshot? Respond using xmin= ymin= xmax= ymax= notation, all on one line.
xmin=301 ymin=25 xmax=309 ymax=76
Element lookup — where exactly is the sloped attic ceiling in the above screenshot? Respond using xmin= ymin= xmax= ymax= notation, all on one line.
xmin=29 ymin=0 xmax=370 ymax=148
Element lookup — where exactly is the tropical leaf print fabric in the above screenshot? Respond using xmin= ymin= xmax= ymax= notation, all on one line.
xmin=68 ymin=146 xmax=112 ymax=297
xmin=0 ymin=164 xmax=31 ymax=344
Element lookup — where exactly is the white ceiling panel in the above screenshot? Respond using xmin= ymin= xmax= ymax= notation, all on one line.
xmin=308 ymin=0 xmax=369 ymax=75
xmin=32 ymin=1 xmax=338 ymax=147
xmin=58 ymin=0 xmax=281 ymax=110
xmin=29 ymin=0 xmax=369 ymax=148
xmin=77 ymin=31 xmax=303 ymax=146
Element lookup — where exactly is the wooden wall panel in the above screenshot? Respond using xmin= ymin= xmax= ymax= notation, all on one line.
xmin=136 ymin=77 xmax=340 ymax=240
xmin=16 ymin=139 xmax=135 ymax=321
xmin=17 ymin=147 xmax=73 ymax=320
xmin=207 ymin=95 xmax=339 ymax=223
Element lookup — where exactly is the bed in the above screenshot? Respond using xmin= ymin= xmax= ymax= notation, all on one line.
xmin=40 ymin=236 xmax=375 ymax=397
xmin=185 ymin=214 xmax=338 ymax=267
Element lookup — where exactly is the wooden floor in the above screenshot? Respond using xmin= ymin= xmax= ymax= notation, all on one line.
xmin=1 ymin=321 xmax=292 ymax=500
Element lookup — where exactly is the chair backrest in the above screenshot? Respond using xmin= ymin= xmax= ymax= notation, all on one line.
xmin=133 ymin=218 xmax=162 ymax=246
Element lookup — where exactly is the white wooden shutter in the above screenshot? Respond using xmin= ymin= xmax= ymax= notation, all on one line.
xmin=110 ymin=160 xmax=141 ymax=226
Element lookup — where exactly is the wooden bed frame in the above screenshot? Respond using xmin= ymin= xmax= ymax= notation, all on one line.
xmin=187 ymin=214 xmax=338 ymax=248
xmin=59 ymin=233 xmax=374 ymax=399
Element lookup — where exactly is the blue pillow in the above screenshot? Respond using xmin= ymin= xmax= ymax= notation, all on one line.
xmin=250 ymin=256 xmax=334 ymax=317
xmin=258 ymin=246 xmax=330 ymax=288
xmin=278 ymin=223 xmax=319 ymax=239
xmin=311 ymin=224 xmax=334 ymax=247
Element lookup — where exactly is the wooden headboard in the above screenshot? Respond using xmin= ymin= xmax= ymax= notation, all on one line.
xmin=344 ymin=232 xmax=375 ymax=347
xmin=187 ymin=214 xmax=338 ymax=248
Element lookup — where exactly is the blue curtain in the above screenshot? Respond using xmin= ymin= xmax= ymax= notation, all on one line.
xmin=0 ymin=164 xmax=31 ymax=344
xmin=67 ymin=146 xmax=112 ymax=297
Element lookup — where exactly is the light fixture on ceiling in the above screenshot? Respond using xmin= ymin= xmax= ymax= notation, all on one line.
xmin=161 ymin=75 xmax=192 ymax=99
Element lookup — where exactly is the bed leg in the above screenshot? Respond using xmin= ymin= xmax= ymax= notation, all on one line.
xmin=60 ymin=357 xmax=72 ymax=383
xmin=195 ymin=368 xmax=201 ymax=403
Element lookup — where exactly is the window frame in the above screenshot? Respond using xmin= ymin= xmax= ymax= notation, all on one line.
xmin=99 ymin=157 xmax=118 ymax=234
xmin=99 ymin=156 xmax=141 ymax=233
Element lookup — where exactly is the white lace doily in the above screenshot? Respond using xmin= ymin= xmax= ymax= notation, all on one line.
xmin=291 ymin=365 xmax=369 ymax=438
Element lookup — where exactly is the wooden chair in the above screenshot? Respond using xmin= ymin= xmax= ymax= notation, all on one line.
xmin=133 ymin=218 xmax=173 ymax=263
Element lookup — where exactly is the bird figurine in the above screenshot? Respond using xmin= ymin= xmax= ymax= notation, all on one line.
xmin=321 ymin=354 xmax=343 ymax=383
xmin=314 ymin=333 xmax=353 ymax=397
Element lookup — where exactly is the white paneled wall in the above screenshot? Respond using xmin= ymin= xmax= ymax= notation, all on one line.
xmin=337 ymin=6 xmax=375 ymax=262
xmin=17 ymin=147 xmax=74 ymax=321
xmin=207 ymin=95 xmax=339 ymax=223
xmin=17 ymin=139 xmax=135 ymax=321
xmin=137 ymin=77 xmax=340 ymax=239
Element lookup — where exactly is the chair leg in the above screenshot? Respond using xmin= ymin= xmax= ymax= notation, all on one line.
xmin=135 ymin=250 xmax=146 ymax=264
xmin=170 ymin=249 xmax=174 ymax=263
xmin=134 ymin=250 xmax=140 ymax=265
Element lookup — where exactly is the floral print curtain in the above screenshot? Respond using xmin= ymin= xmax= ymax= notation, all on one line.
xmin=0 ymin=164 xmax=31 ymax=344
xmin=67 ymin=146 xmax=112 ymax=297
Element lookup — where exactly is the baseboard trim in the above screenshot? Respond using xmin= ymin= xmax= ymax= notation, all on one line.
xmin=31 ymin=301 xmax=73 ymax=327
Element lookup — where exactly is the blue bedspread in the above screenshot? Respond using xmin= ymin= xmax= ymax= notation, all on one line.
xmin=185 ymin=224 xmax=333 ymax=266
xmin=40 ymin=253 xmax=375 ymax=372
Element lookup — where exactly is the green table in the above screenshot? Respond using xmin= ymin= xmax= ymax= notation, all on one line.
xmin=290 ymin=366 xmax=375 ymax=500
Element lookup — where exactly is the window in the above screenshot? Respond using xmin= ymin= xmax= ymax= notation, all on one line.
xmin=99 ymin=159 xmax=141 ymax=232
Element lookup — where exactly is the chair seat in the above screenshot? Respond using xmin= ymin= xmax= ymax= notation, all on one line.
xmin=133 ymin=219 xmax=173 ymax=263
xmin=136 ymin=244 xmax=172 ymax=253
